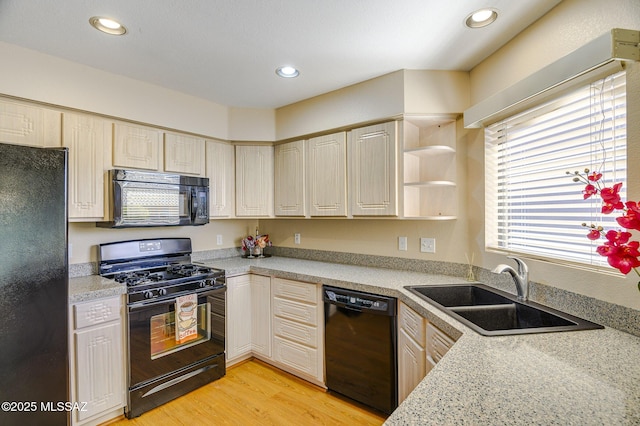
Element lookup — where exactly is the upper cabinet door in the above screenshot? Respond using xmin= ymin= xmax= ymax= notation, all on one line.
xmin=206 ymin=140 xmax=235 ymax=217
xmin=112 ymin=122 xmax=162 ymax=170
xmin=63 ymin=112 xmax=112 ymax=220
xmin=274 ymin=140 xmax=305 ymax=217
xmin=235 ymin=145 xmax=274 ymax=217
xmin=307 ymin=132 xmax=347 ymax=217
xmin=164 ymin=132 xmax=205 ymax=176
xmin=0 ymin=99 xmax=61 ymax=147
xmin=349 ymin=121 xmax=398 ymax=216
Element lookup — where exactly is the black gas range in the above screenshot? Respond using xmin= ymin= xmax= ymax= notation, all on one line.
xmin=99 ymin=238 xmax=225 ymax=304
xmin=99 ymin=238 xmax=226 ymax=418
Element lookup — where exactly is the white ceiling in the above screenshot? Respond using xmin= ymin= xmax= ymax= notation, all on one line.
xmin=0 ymin=0 xmax=561 ymax=109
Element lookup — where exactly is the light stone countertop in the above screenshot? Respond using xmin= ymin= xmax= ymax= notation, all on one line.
xmin=69 ymin=274 xmax=126 ymax=304
xmin=196 ymin=256 xmax=640 ymax=425
xmin=69 ymin=255 xmax=640 ymax=424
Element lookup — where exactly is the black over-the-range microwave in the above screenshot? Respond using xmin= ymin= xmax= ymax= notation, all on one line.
xmin=97 ymin=169 xmax=209 ymax=228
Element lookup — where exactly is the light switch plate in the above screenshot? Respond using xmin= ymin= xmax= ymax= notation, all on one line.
xmin=398 ymin=236 xmax=407 ymax=251
xmin=420 ymin=237 xmax=436 ymax=253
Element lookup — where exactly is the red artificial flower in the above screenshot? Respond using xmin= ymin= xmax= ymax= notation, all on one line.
xmin=606 ymin=241 xmax=640 ymax=275
xmin=596 ymin=242 xmax=618 ymax=257
xmin=617 ymin=201 xmax=640 ymax=231
xmin=588 ymin=172 xmax=602 ymax=182
xmin=583 ymin=184 xmax=598 ymax=199
xmin=596 ymin=230 xmax=640 ymax=275
xmin=600 ymin=183 xmax=624 ymax=213
xmin=586 ymin=229 xmax=601 ymax=240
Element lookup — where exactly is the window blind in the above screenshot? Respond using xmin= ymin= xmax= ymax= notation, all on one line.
xmin=485 ymin=71 xmax=627 ymax=268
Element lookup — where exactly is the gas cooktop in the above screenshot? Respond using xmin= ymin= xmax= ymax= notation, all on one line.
xmin=98 ymin=238 xmax=226 ymax=304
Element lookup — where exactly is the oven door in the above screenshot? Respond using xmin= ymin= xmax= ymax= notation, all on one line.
xmin=127 ymin=286 xmax=225 ymax=387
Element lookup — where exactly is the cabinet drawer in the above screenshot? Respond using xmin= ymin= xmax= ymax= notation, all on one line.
xmin=272 ymin=278 xmax=318 ymax=303
xmin=399 ymin=303 xmax=426 ymax=347
xmin=426 ymin=323 xmax=455 ymax=365
xmin=273 ymin=335 xmax=319 ymax=378
xmin=273 ymin=316 xmax=318 ymax=348
xmin=74 ymin=296 xmax=121 ymax=329
xmin=273 ymin=297 xmax=318 ymax=326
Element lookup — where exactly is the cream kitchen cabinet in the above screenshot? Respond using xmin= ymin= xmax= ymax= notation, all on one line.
xmin=0 ymin=98 xmax=62 ymax=147
xmin=398 ymin=302 xmax=456 ymax=403
xmin=274 ymin=140 xmax=305 ymax=216
xmin=307 ymin=132 xmax=347 ymax=217
xmin=235 ymin=145 xmax=274 ymax=217
xmin=226 ymin=273 xmax=273 ymax=365
xmin=206 ymin=140 xmax=235 ymax=217
xmin=401 ymin=116 xmax=457 ymax=219
xmin=425 ymin=322 xmax=455 ymax=373
xmin=69 ymin=295 xmax=125 ymax=426
xmin=398 ymin=302 xmax=427 ymax=404
xmin=271 ymin=277 xmax=324 ymax=386
xmin=250 ymin=274 xmax=272 ymax=359
xmin=164 ymin=132 xmax=205 ymax=176
xmin=226 ymin=274 xmax=253 ymax=364
xmin=63 ymin=112 xmax=112 ymax=221
xmin=349 ymin=121 xmax=398 ymax=216
xmin=112 ymin=122 xmax=163 ymax=171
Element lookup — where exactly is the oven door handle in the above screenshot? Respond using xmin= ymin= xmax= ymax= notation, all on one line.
xmin=128 ymin=287 xmax=225 ymax=311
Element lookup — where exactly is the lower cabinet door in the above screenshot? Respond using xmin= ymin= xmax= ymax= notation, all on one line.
xmin=226 ymin=275 xmax=253 ymax=362
xmin=74 ymin=322 xmax=124 ymax=422
xmin=272 ymin=336 xmax=319 ymax=380
xmin=398 ymin=327 xmax=426 ymax=404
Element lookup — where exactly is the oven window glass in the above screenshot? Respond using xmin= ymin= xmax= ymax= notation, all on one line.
xmin=149 ymin=302 xmax=211 ymax=359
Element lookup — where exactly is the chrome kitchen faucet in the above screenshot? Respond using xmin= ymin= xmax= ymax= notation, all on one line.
xmin=493 ymin=256 xmax=529 ymax=302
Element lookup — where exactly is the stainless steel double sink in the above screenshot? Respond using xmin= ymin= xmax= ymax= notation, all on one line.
xmin=405 ymin=284 xmax=603 ymax=336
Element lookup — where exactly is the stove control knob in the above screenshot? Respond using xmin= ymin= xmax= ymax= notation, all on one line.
xmin=158 ymin=288 xmax=167 ymax=296
xmin=199 ymin=280 xmax=207 ymax=288
xmin=144 ymin=291 xmax=155 ymax=299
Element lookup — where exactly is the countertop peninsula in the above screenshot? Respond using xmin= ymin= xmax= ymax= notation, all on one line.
xmin=70 ymin=255 xmax=640 ymax=424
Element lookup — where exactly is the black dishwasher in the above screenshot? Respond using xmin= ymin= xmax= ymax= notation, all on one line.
xmin=323 ymin=286 xmax=398 ymax=414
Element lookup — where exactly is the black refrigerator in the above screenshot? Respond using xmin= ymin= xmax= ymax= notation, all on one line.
xmin=0 ymin=142 xmax=69 ymax=426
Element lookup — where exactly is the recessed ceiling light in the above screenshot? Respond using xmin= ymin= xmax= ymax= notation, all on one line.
xmin=465 ymin=8 xmax=498 ymax=28
xmin=276 ymin=66 xmax=299 ymax=78
xmin=89 ymin=16 xmax=127 ymax=35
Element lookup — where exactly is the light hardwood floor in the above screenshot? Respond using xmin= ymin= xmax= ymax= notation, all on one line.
xmin=108 ymin=359 xmax=387 ymax=426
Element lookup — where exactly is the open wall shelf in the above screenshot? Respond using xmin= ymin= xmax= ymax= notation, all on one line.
xmin=401 ymin=116 xmax=457 ymax=219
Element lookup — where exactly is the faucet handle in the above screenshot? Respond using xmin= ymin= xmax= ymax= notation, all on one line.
xmin=507 ymin=256 xmax=528 ymax=276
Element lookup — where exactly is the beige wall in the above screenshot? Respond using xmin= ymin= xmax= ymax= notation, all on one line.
xmin=275 ymin=70 xmax=405 ymax=140
xmin=469 ymin=0 xmax=640 ymax=103
xmin=228 ymin=107 xmax=276 ymax=141
xmin=0 ymin=42 xmax=233 ymax=139
xmin=467 ymin=0 xmax=640 ymax=309
xmin=69 ymin=220 xmax=258 ymax=264
xmin=275 ymin=69 xmax=471 ymax=140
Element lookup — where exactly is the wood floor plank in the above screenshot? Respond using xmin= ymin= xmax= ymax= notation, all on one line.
xmin=108 ymin=359 xmax=386 ymax=426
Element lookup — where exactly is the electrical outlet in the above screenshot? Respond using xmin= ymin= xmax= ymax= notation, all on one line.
xmin=216 ymin=234 xmax=223 ymax=245
xmin=294 ymin=233 xmax=301 ymax=245
xmin=420 ymin=237 xmax=436 ymax=253
xmin=398 ymin=236 xmax=407 ymax=251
